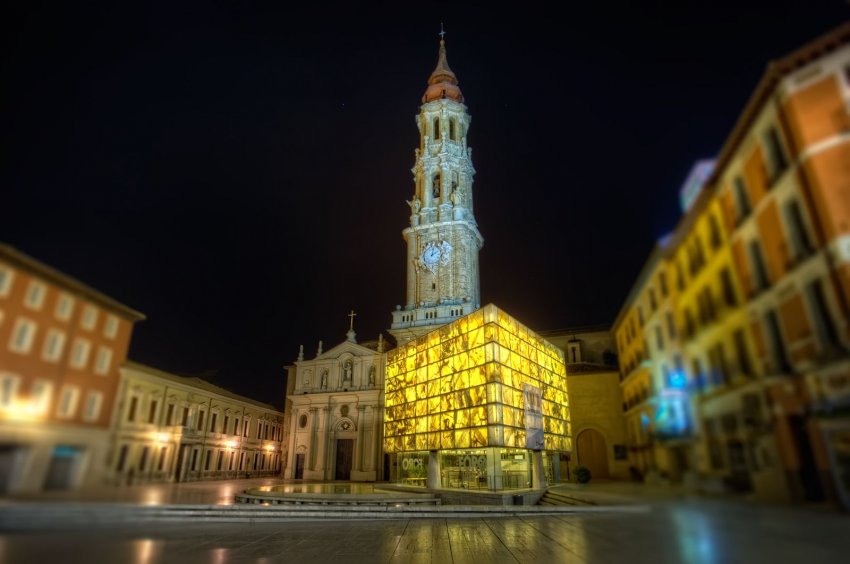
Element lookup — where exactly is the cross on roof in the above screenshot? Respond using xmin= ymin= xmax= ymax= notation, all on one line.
xmin=439 ymin=22 xmax=445 ymax=40
xmin=348 ymin=309 xmax=357 ymax=332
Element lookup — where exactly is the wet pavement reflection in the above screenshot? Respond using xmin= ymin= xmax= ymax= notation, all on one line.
xmin=0 ymin=497 xmax=848 ymax=563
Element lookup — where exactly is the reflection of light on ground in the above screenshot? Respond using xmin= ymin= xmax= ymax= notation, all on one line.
xmin=268 ymin=483 xmax=377 ymax=494
xmin=133 ymin=539 xmax=161 ymax=564
xmin=211 ymin=548 xmax=228 ymax=564
xmin=218 ymin=484 xmax=235 ymax=505
xmin=671 ymin=506 xmax=718 ymax=563
xmin=143 ymin=490 xmax=162 ymax=506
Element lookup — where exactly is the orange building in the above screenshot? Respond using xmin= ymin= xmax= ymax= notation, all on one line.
xmin=614 ymin=22 xmax=850 ymax=507
xmin=0 ymin=243 xmax=145 ymax=493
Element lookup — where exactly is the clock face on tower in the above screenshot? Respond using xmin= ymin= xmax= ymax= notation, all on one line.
xmin=418 ymin=241 xmax=452 ymax=274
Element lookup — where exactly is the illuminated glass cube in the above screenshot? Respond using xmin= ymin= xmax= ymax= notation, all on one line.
xmin=384 ymin=304 xmax=571 ymax=454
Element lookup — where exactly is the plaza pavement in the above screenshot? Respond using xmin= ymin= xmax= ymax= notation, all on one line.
xmin=1 ymin=479 xmax=848 ymax=563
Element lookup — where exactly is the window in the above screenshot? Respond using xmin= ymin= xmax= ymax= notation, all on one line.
xmin=733 ymin=329 xmax=753 ymax=377
xmin=432 ymin=172 xmax=441 ymax=199
xmin=94 ymin=346 xmax=112 ymax=375
xmin=70 ymin=339 xmax=91 ymax=369
xmin=81 ymin=305 xmax=98 ymax=330
xmin=784 ymin=200 xmax=814 ymax=261
xmin=9 ymin=318 xmax=37 ymax=354
xmin=83 ymin=391 xmax=103 ymax=422
xmin=148 ymin=400 xmax=158 ymax=424
xmin=197 ymin=410 xmax=205 ymax=431
xmin=139 ymin=446 xmax=149 ymax=471
xmin=637 ymin=307 xmax=644 ymax=327
xmin=433 ymin=117 xmax=440 ymax=140
xmin=666 ymin=312 xmax=677 ymax=340
xmin=649 ymin=288 xmax=657 ymax=312
xmin=210 ymin=412 xmax=218 ymax=433
xmin=116 ymin=445 xmax=129 ymax=471
xmin=449 ymin=118 xmax=457 ymax=141
xmin=764 ymin=126 xmax=788 ymax=182
xmin=708 ymin=214 xmax=722 ymax=250
xmin=31 ymin=380 xmax=53 ymax=414
xmin=234 ymin=418 xmax=240 ymax=435
xmin=805 ymin=278 xmax=841 ymax=352
xmin=733 ymin=176 xmax=752 ymax=223
xmin=0 ymin=265 xmax=13 ymax=297
xmin=104 ymin=315 xmax=119 ymax=339
xmin=191 ymin=449 xmax=199 ymax=471
xmin=158 ymin=447 xmax=167 ymax=471
xmin=204 ymin=450 xmax=212 ymax=471
xmin=243 ymin=417 xmax=250 ymax=437
xmin=181 ymin=407 xmax=189 ymax=426
xmin=127 ymin=396 xmax=138 ymax=422
xmin=765 ymin=309 xmax=790 ymax=373
xmin=0 ymin=373 xmax=20 ymax=408
xmin=223 ymin=415 xmax=230 ymax=435
xmin=24 ymin=281 xmax=46 ymax=310
xmin=659 ymin=273 xmax=668 ymax=297
xmin=720 ymin=268 xmax=737 ymax=307
xmin=749 ymin=241 xmax=770 ymax=292
xmin=42 ymin=329 xmax=66 ymax=362
xmin=165 ymin=403 xmax=175 ymax=426
xmin=55 ymin=294 xmax=75 ymax=321
xmin=655 ymin=326 xmax=664 ymax=351
xmin=57 ymin=385 xmax=80 ymax=418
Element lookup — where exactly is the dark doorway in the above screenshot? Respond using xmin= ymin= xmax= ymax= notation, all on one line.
xmin=335 ymin=439 xmax=353 ymax=480
xmin=725 ymin=440 xmax=752 ymax=492
xmin=174 ymin=445 xmax=187 ymax=482
xmin=43 ymin=446 xmax=81 ymax=491
xmin=0 ymin=446 xmax=19 ymax=493
xmin=295 ymin=453 xmax=305 ymax=479
xmin=789 ymin=415 xmax=825 ymax=502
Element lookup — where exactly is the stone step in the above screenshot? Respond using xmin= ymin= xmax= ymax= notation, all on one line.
xmin=0 ymin=502 xmax=647 ymax=530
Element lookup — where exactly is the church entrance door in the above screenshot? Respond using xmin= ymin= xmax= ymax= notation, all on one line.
xmin=576 ymin=429 xmax=609 ymax=479
xmin=335 ymin=439 xmax=353 ymax=480
xmin=294 ymin=453 xmax=305 ymax=479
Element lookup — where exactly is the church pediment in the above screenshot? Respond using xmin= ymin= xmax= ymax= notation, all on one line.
xmin=312 ymin=340 xmax=381 ymax=361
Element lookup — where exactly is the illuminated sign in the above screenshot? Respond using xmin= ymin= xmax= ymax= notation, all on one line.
xmin=384 ymin=304 xmax=571 ymax=453
xmin=679 ymin=159 xmax=716 ymax=213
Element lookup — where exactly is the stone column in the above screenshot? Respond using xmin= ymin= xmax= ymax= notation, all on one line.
xmin=308 ymin=408 xmax=318 ymax=470
xmin=316 ymin=407 xmax=329 ymax=473
xmin=354 ymin=406 xmax=365 ymax=472
xmin=427 ymin=450 xmax=441 ymax=489
xmin=531 ymin=450 xmax=545 ymax=490
xmin=406 ymin=232 xmax=417 ymax=309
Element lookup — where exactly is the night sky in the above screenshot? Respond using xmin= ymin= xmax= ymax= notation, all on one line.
xmin=3 ymin=2 xmax=847 ymax=408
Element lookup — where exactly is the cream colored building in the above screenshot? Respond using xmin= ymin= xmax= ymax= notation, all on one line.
xmin=283 ymin=330 xmax=386 ymax=481
xmin=543 ymin=327 xmax=629 ymax=481
xmin=110 ymin=362 xmax=284 ymax=484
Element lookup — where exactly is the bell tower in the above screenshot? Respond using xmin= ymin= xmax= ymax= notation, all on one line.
xmin=389 ymin=33 xmax=483 ymax=344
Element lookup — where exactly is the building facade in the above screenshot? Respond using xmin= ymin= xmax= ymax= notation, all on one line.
xmin=613 ymin=23 xmax=850 ymax=507
xmin=543 ymin=327 xmax=629 ymax=481
xmin=112 ymin=362 xmax=284 ymax=485
xmin=282 ymin=331 xmax=386 ymax=481
xmin=0 ymin=243 xmax=145 ymax=493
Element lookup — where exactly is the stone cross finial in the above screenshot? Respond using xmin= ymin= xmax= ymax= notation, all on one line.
xmin=317 ymin=340 xmax=323 ymax=356
xmin=439 ymin=22 xmax=445 ymax=41
xmin=348 ymin=309 xmax=357 ymax=332
xmin=297 ymin=344 xmax=304 ymax=361
xmin=378 ymin=333 xmax=384 ymax=353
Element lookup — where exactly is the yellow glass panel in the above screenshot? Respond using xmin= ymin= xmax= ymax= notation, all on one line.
xmin=441 ymin=431 xmax=454 ymax=449
xmin=416 ymin=416 xmax=428 ymax=433
xmin=470 ymin=427 xmax=487 ymax=447
xmin=416 ymin=434 xmax=427 ymax=450
xmin=455 ymin=429 xmax=470 ymax=448
xmin=427 ymin=432 xmax=440 ymax=450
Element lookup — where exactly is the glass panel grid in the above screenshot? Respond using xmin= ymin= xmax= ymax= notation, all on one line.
xmin=384 ymin=304 xmax=571 ymax=453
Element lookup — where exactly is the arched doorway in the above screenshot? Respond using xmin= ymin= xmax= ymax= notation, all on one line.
xmin=576 ymin=429 xmax=610 ymax=479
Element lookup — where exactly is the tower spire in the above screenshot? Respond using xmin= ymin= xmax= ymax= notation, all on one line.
xmin=423 ymin=26 xmax=463 ymax=103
